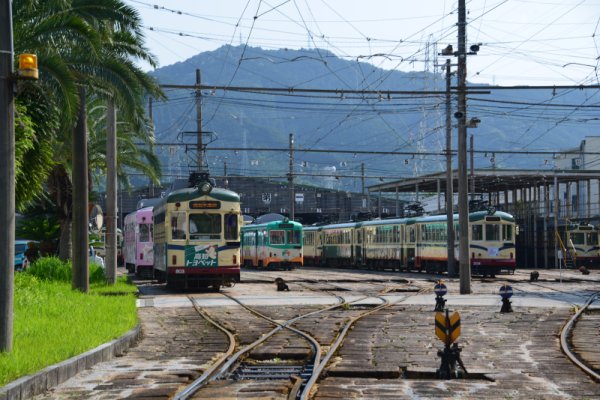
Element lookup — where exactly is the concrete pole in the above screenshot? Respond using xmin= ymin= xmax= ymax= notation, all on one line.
xmin=0 ymin=0 xmax=15 ymax=352
xmin=437 ymin=179 xmax=441 ymax=212
xmin=288 ymin=133 xmax=295 ymax=220
xmin=534 ymin=185 xmax=538 ymax=268
xmin=105 ymin=99 xmax=117 ymax=284
xmin=457 ymin=0 xmax=471 ymax=293
xmin=566 ymin=182 xmax=571 ymax=219
xmin=395 ymin=186 xmax=399 ymax=217
xmin=554 ymin=175 xmax=559 ymax=268
xmin=445 ymin=57 xmax=455 ymax=276
xmin=72 ymin=87 xmax=89 ymax=292
xmin=544 ymin=182 xmax=549 ymax=268
xmin=587 ymin=179 xmax=591 ymax=218
xmin=196 ymin=69 xmax=203 ymax=172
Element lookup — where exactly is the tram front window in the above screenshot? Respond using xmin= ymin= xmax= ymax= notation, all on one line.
xmin=486 ymin=224 xmax=500 ymax=241
xmin=270 ymin=230 xmax=285 ymax=245
xmin=472 ymin=225 xmax=483 ymax=241
xmin=570 ymin=232 xmax=585 ymax=245
xmin=287 ymin=230 xmax=301 ymax=245
xmin=189 ymin=214 xmax=221 ymax=240
xmin=587 ymin=232 xmax=599 ymax=245
xmin=139 ymin=223 xmax=152 ymax=242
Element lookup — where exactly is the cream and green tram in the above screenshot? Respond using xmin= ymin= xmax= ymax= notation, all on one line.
xmin=153 ymin=181 xmax=242 ymax=290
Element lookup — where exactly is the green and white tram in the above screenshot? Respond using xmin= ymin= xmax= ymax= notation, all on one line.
xmin=303 ymin=209 xmax=517 ymax=276
xmin=241 ymin=219 xmax=303 ymax=269
xmin=153 ymin=177 xmax=242 ymax=290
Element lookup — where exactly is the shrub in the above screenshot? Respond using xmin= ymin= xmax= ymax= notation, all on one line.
xmin=27 ymin=257 xmax=106 ymax=284
xmin=27 ymin=257 xmax=70 ymax=282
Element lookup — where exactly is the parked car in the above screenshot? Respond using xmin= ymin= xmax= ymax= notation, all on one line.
xmin=15 ymin=240 xmax=29 ymax=271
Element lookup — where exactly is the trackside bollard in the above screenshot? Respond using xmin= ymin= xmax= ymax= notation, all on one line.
xmin=434 ymin=309 xmax=467 ymax=379
xmin=434 ymin=280 xmax=447 ymax=312
xmin=499 ymin=284 xmax=513 ymax=313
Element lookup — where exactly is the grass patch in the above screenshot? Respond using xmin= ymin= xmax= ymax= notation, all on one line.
xmin=0 ymin=258 xmax=138 ymax=386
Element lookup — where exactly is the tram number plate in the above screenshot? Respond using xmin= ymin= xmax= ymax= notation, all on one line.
xmin=175 ymin=269 xmax=185 ymax=274
xmin=473 ymin=262 xmax=481 ymax=265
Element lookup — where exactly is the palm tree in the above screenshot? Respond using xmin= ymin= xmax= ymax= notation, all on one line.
xmin=86 ymin=97 xmax=161 ymax=189
xmin=13 ymin=0 xmax=163 ymax=267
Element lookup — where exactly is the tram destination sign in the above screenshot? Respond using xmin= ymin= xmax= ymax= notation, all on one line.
xmin=189 ymin=200 xmax=221 ymax=210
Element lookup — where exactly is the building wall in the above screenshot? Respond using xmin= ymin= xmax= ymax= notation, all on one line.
xmin=104 ymin=177 xmax=404 ymax=227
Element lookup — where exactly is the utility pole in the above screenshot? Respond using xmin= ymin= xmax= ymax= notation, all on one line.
xmin=288 ymin=133 xmax=295 ymax=220
xmin=361 ymin=162 xmax=365 ymax=195
xmin=148 ymin=97 xmax=154 ymax=197
xmin=445 ymin=59 xmax=456 ymax=277
xmin=196 ymin=69 xmax=204 ymax=172
xmin=72 ymin=87 xmax=89 ymax=292
xmin=0 ymin=0 xmax=15 ymax=352
xmin=105 ymin=98 xmax=117 ymax=284
xmin=457 ymin=0 xmax=471 ymax=294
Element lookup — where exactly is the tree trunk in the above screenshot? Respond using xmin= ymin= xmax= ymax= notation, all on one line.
xmin=48 ymin=165 xmax=73 ymax=261
xmin=58 ymin=217 xmax=71 ymax=261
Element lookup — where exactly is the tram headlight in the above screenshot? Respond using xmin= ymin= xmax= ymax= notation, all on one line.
xmin=200 ymin=182 xmax=212 ymax=195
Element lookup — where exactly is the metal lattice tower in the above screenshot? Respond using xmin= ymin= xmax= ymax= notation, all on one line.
xmin=414 ymin=37 xmax=444 ymax=177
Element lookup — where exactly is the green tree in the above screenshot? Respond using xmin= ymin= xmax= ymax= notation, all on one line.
xmin=13 ymin=0 xmax=163 ymax=262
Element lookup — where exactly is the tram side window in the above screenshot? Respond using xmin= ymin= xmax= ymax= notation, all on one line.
xmin=224 ymin=213 xmax=238 ymax=240
xmin=486 ymin=224 xmax=500 ymax=241
xmin=189 ymin=214 xmax=221 ymax=240
xmin=472 ymin=225 xmax=483 ymax=241
xmin=304 ymin=232 xmax=314 ymax=246
xmin=139 ymin=223 xmax=152 ymax=242
xmin=409 ymin=227 xmax=415 ymax=243
xmin=287 ymin=230 xmax=301 ymax=244
xmin=171 ymin=212 xmax=186 ymax=240
xmin=587 ymin=232 xmax=598 ymax=245
xmin=270 ymin=230 xmax=285 ymax=245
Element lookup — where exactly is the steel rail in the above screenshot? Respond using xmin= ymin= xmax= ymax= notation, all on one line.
xmin=174 ymin=292 xmax=365 ymax=399
xmin=217 ymin=292 xmax=324 ymax=374
xmin=300 ymin=286 xmax=430 ymax=400
xmin=299 ymin=295 xmax=392 ymax=400
xmin=560 ymin=292 xmax=600 ymax=383
xmin=172 ymin=296 xmax=237 ymax=400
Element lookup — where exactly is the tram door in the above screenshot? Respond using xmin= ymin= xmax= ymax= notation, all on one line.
xmin=405 ymin=224 xmax=417 ymax=269
xmin=353 ymin=227 xmax=364 ymax=267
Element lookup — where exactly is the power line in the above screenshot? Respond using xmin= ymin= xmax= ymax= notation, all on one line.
xmin=146 ymin=143 xmax=600 ymax=157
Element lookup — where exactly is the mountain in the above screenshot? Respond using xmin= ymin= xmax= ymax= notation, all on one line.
xmin=149 ymin=45 xmax=595 ymax=191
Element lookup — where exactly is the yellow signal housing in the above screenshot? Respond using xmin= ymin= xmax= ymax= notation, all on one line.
xmin=18 ymin=54 xmax=39 ymax=80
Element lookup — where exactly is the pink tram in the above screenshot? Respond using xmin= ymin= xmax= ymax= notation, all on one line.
xmin=123 ymin=206 xmax=154 ymax=277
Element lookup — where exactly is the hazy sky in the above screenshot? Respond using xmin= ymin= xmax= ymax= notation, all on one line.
xmin=126 ymin=0 xmax=600 ymax=86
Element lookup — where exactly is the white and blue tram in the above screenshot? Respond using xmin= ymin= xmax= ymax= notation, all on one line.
xmin=303 ymin=210 xmax=517 ymax=276
xmin=153 ymin=178 xmax=242 ymax=290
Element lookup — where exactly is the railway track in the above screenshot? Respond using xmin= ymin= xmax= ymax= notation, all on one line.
xmin=172 ymin=280 xmax=422 ymax=399
xmin=560 ymin=292 xmax=600 ymax=382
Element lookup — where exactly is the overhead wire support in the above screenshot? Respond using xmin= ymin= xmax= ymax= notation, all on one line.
xmin=159 ymin=83 xmax=491 ymax=96
xmin=461 ymin=84 xmax=600 ymax=91
xmin=147 ymin=144 xmax=600 ymax=157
